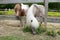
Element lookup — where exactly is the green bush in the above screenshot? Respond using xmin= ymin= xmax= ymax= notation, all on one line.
xmin=49 ymin=2 xmax=60 ymax=10
xmin=0 ymin=4 xmax=15 ymax=9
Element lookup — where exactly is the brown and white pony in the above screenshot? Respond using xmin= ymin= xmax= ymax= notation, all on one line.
xmin=14 ymin=3 xmax=22 ymax=17
xmin=14 ymin=3 xmax=29 ymax=27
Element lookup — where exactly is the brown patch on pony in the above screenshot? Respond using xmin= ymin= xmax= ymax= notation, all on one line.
xmin=14 ymin=3 xmax=26 ymax=16
xmin=14 ymin=3 xmax=22 ymax=16
xmin=20 ymin=9 xmax=26 ymax=16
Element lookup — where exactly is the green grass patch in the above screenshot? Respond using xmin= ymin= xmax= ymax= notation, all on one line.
xmin=36 ymin=26 xmax=46 ymax=34
xmin=23 ymin=26 xmax=31 ymax=32
xmin=23 ymin=26 xmax=46 ymax=34
xmin=0 ymin=10 xmax=15 ymax=15
xmin=57 ymin=30 xmax=60 ymax=35
xmin=0 ymin=11 xmax=6 ymax=15
xmin=6 ymin=10 xmax=15 ymax=15
xmin=0 ymin=35 xmax=27 ymax=40
xmin=0 ymin=36 xmax=21 ymax=40
xmin=46 ymin=30 xmax=57 ymax=37
xmin=48 ymin=12 xmax=60 ymax=17
xmin=0 ymin=10 xmax=60 ymax=17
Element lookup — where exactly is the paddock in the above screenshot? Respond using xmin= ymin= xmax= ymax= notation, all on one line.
xmin=0 ymin=19 xmax=60 ymax=40
xmin=0 ymin=0 xmax=60 ymax=40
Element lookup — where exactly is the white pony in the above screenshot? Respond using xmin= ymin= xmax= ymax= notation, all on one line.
xmin=26 ymin=4 xmax=39 ymax=34
xmin=26 ymin=4 xmax=45 ymax=34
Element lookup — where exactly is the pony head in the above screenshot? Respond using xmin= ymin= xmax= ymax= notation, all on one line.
xmin=14 ymin=3 xmax=22 ymax=16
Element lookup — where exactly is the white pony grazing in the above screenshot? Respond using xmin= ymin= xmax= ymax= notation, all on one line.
xmin=26 ymin=4 xmax=45 ymax=34
xmin=26 ymin=4 xmax=39 ymax=28
xmin=26 ymin=4 xmax=39 ymax=34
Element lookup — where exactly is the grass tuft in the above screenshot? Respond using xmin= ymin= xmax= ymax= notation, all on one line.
xmin=46 ymin=30 xmax=57 ymax=37
xmin=36 ymin=26 xmax=46 ymax=34
xmin=23 ymin=26 xmax=31 ymax=32
xmin=0 ymin=36 xmax=20 ymax=40
xmin=23 ymin=25 xmax=46 ymax=34
xmin=57 ymin=30 xmax=60 ymax=35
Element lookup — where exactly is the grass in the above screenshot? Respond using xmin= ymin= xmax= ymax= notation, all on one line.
xmin=0 ymin=27 xmax=58 ymax=40
xmin=23 ymin=25 xmax=46 ymax=35
xmin=48 ymin=12 xmax=60 ymax=17
xmin=0 ymin=36 xmax=24 ymax=40
xmin=23 ymin=23 xmax=60 ymax=37
xmin=6 ymin=10 xmax=15 ymax=15
xmin=0 ymin=36 xmax=15 ymax=40
xmin=0 ymin=23 xmax=60 ymax=40
xmin=0 ymin=10 xmax=15 ymax=15
xmin=46 ymin=30 xmax=57 ymax=37
xmin=0 ymin=10 xmax=60 ymax=17
xmin=0 ymin=35 xmax=55 ymax=40
xmin=23 ymin=26 xmax=57 ymax=37
xmin=57 ymin=30 xmax=60 ymax=35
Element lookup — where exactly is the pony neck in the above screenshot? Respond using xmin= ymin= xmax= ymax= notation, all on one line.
xmin=27 ymin=5 xmax=34 ymax=16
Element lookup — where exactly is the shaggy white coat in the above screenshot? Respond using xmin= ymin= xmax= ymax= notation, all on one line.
xmin=26 ymin=4 xmax=39 ymax=29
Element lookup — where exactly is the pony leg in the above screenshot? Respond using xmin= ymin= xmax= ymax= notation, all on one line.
xmin=23 ymin=16 xmax=26 ymax=27
xmin=39 ymin=16 xmax=44 ymax=26
xmin=16 ymin=16 xmax=20 ymax=20
xmin=39 ymin=16 xmax=46 ymax=29
xmin=20 ymin=16 xmax=25 ymax=27
xmin=22 ymin=16 xmax=26 ymax=27
xmin=19 ymin=16 xmax=23 ymax=27
xmin=15 ymin=16 xmax=21 ymax=27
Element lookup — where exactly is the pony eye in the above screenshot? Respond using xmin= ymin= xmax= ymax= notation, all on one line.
xmin=31 ymin=20 xmax=33 ymax=22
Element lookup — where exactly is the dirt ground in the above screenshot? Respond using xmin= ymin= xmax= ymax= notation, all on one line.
xmin=0 ymin=20 xmax=60 ymax=40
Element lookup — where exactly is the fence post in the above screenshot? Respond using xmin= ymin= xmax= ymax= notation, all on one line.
xmin=44 ymin=0 xmax=48 ymax=27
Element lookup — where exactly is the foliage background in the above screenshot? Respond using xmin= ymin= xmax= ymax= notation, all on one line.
xmin=0 ymin=2 xmax=60 ymax=11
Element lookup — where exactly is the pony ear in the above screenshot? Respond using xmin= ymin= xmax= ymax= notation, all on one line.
xmin=34 ymin=5 xmax=40 ymax=11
